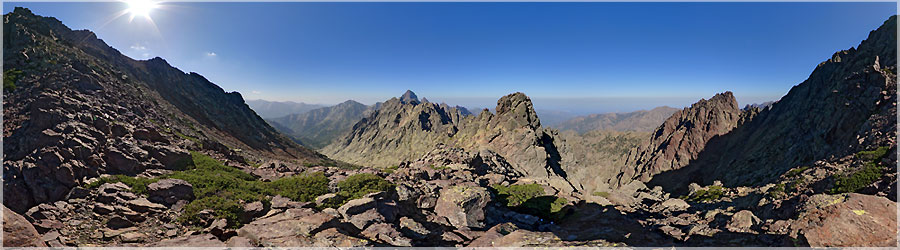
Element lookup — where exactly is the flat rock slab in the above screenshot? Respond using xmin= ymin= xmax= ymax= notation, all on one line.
xmin=792 ymin=193 xmax=897 ymax=247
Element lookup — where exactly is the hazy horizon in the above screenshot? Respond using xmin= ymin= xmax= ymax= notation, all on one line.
xmin=4 ymin=2 xmax=895 ymax=114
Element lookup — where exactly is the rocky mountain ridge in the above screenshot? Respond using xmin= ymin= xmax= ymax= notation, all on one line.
xmin=2 ymin=7 xmax=327 ymax=213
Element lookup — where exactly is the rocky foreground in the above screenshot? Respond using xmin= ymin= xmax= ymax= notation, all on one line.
xmin=3 ymin=7 xmax=898 ymax=248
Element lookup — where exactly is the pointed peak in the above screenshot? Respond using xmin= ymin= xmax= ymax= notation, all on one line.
xmin=400 ymin=90 xmax=419 ymax=104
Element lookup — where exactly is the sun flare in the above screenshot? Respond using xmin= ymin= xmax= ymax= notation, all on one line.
xmin=125 ymin=0 xmax=158 ymax=19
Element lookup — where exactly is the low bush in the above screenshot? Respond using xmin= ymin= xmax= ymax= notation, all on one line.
xmin=337 ymin=173 xmax=394 ymax=201
xmin=830 ymin=146 xmax=892 ymax=194
xmin=830 ymin=162 xmax=883 ymax=194
xmin=493 ymin=183 xmax=545 ymax=207
xmin=491 ymin=184 xmax=570 ymax=222
xmin=3 ymin=69 xmax=23 ymax=91
xmin=267 ymin=173 xmax=329 ymax=202
xmin=686 ymin=185 xmax=724 ymax=202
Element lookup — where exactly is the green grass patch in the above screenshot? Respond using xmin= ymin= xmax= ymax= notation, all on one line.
xmin=4 ymin=69 xmax=23 ymax=91
xmin=491 ymin=184 xmax=569 ymax=222
xmin=685 ymin=185 xmax=725 ymax=202
xmin=174 ymin=131 xmax=201 ymax=144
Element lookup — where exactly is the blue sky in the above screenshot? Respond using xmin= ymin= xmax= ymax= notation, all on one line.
xmin=3 ymin=2 xmax=896 ymax=113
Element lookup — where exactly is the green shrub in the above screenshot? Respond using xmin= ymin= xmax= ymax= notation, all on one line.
xmin=855 ymin=146 xmax=890 ymax=162
xmin=84 ymin=174 xmax=158 ymax=194
xmin=267 ymin=173 xmax=329 ymax=202
xmin=3 ymin=69 xmax=22 ymax=91
xmin=767 ymin=183 xmax=786 ymax=199
xmin=830 ymin=162 xmax=884 ymax=194
xmin=785 ymin=166 xmax=810 ymax=177
xmin=491 ymin=184 xmax=570 ymax=221
xmin=686 ymin=185 xmax=724 ymax=202
xmin=337 ymin=173 xmax=394 ymax=201
xmin=493 ymin=184 xmax=545 ymax=207
xmin=830 ymin=146 xmax=892 ymax=194
xmin=179 ymin=196 xmax=245 ymax=227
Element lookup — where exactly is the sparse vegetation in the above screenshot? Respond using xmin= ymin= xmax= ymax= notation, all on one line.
xmin=592 ymin=191 xmax=611 ymax=198
xmin=830 ymin=146 xmax=891 ymax=194
xmin=767 ymin=183 xmax=786 ymax=199
xmin=685 ymin=185 xmax=724 ymax=202
xmin=336 ymin=173 xmax=394 ymax=201
xmin=267 ymin=173 xmax=330 ymax=202
xmin=493 ymin=184 xmax=545 ymax=207
xmin=3 ymin=69 xmax=23 ymax=91
xmin=430 ymin=165 xmax=450 ymax=170
xmin=785 ymin=166 xmax=810 ymax=177
xmin=383 ymin=165 xmax=400 ymax=174
xmin=492 ymin=183 xmax=570 ymax=221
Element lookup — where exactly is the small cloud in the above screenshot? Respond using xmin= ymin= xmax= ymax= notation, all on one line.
xmin=206 ymin=52 xmax=217 ymax=57
xmin=251 ymin=90 xmax=261 ymax=94
xmin=130 ymin=44 xmax=147 ymax=50
xmin=141 ymin=53 xmax=150 ymax=58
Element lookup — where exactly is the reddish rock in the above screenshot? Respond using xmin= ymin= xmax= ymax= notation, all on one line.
xmin=791 ymin=193 xmax=897 ymax=247
xmin=2 ymin=205 xmax=46 ymax=247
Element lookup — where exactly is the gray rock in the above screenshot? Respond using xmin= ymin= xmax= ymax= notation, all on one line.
xmin=147 ymin=179 xmax=194 ymax=206
xmin=726 ymin=210 xmax=760 ymax=233
xmin=435 ymin=186 xmax=491 ymax=228
xmin=337 ymin=197 xmax=376 ymax=219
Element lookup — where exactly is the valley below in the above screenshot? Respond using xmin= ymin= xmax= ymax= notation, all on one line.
xmin=3 ymin=7 xmax=898 ymax=248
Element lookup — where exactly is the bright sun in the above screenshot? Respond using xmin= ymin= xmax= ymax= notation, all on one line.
xmin=125 ymin=0 xmax=158 ymax=19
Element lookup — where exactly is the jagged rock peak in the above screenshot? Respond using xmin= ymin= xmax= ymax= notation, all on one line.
xmin=400 ymin=90 xmax=419 ymax=104
xmin=617 ymin=91 xmax=742 ymax=185
xmin=494 ymin=92 xmax=541 ymax=129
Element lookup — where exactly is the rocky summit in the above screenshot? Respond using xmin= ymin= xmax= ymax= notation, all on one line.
xmin=2 ymin=7 xmax=897 ymax=248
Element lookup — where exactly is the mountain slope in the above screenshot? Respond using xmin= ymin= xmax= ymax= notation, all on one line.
xmin=246 ymin=99 xmax=324 ymax=119
xmin=268 ymin=100 xmax=372 ymax=149
xmin=323 ymin=91 xmax=580 ymax=193
xmin=554 ymin=106 xmax=679 ymax=133
xmin=647 ymin=16 xmax=898 ymax=192
xmin=615 ymin=92 xmax=745 ymax=186
xmin=2 ymin=7 xmax=328 ymax=212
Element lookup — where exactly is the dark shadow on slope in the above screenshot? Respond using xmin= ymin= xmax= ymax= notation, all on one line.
xmin=547 ymin=202 xmax=792 ymax=247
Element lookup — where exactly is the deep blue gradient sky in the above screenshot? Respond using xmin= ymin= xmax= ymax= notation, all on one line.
xmin=4 ymin=2 xmax=897 ymax=113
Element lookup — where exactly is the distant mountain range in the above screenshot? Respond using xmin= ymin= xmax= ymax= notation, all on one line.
xmin=267 ymin=100 xmax=374 ymax=149
xmin=553 ymin=106 xmax=679 ymax=133
xmin=246 ymin=99 xmax=324 ymax=118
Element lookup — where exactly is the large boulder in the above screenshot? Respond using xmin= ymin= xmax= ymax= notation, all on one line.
xmin=791 ymin=193 xmax=897 ymax=247
xmin=147 ymin=179 xmax=194 ymax=206
xmin=2 ymin=205 xmax=47 ymax=247
xmin=726 ymin=210 xmax=760 ymax=233
xmin=237 ymin=208 xmax=339 ymax=246
xmin=435 ymin=186 xmax=491 ymax=228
